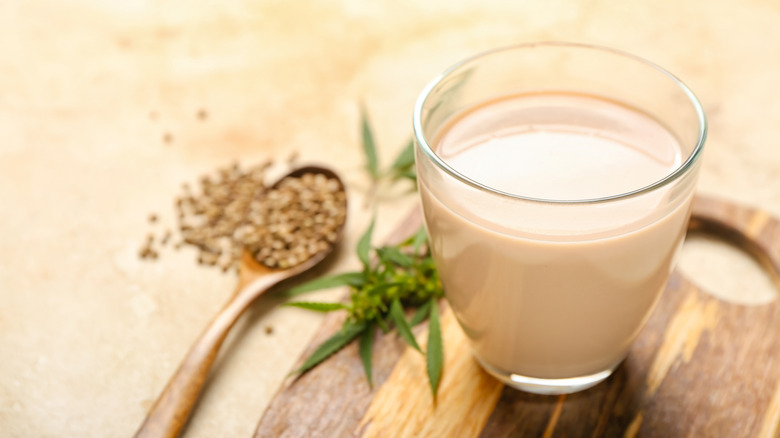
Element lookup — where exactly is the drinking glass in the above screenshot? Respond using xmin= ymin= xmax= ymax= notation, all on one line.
xmin=413 ymin=42 xmax=707 ymax=394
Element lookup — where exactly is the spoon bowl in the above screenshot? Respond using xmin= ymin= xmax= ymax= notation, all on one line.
xmin=236 ymin=165 xmax=346 ymax=288
xmin=134 ymin=165 xmax=347 ymax=438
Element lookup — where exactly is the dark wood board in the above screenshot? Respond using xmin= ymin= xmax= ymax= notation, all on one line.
xmin=255 ymin=195 xmax=780 ymax=438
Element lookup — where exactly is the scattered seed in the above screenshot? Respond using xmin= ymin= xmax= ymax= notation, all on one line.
xmin=163 ymin=132 xmax=173 ymax=144
xmin=138 ymin=242 xmax=159 ymax=260
xmin=196 ymin=108 xmax=208 ymax=121
xmin=265 ymin=325 xmax=274 ymax=335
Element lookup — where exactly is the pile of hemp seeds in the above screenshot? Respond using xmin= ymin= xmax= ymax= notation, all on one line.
xmin=139 ymin=160 xmax=347 ymax=272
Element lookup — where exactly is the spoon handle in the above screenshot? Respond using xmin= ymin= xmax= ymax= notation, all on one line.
xmin=134 ymin=273 xmax=285 ymax=438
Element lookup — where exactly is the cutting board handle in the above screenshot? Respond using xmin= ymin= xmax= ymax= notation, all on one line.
xmin=689 ymin=194 xmax=780 ymax=287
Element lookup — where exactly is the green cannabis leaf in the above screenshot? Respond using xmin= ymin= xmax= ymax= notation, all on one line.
xmin=283 ymin=301 xmax=347 ymax=312
xmin=359 ymin=108 xmax=417 ymax=204
xmin=426 ymin=297 xmax=443 ymax=399
xmin=294 ymin=320 xmax=367 ymax=375
xmin=287 ymin=222 xmax=444 ymax=398
xmin=409 ymin=299 xmax=432 ymax=327
xmin=389 ymin=139 xmax=416 ymax=182
xmin=359 ymin=324 xmax=375 ymax=387
xmin=376 ymin=246 xmax=414 ymax=268
xmin=360 ymin=105 xmax=380 ymax=179
xmin=357 ymin=217 xmax=375 ymax=270
xmin=376 ymin=316 xmax=390 ymax=334
xmin=390 ymin=298 xmax=422 ymax=352
xmin=283 ymin=272 xmax=365 ymax=297
xmin=361 ymin=70 xmax=472 ymax=190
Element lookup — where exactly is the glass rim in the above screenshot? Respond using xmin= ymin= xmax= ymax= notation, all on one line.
xmin=412 ymin=41 xmax=708 ymax=205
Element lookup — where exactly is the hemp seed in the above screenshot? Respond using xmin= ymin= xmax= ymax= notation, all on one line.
xmin=141 ymin=161 xmax=346 ymax=271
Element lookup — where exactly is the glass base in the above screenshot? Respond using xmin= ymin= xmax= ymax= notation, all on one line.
xmin=476 ymin=357 xmax=617 ymax=395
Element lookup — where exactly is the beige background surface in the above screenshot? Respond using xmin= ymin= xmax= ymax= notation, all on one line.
xmin=1 ymin=1 xmax=778 ymax=437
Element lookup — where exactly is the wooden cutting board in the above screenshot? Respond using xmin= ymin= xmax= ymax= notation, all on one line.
xmin=254 ymin=195 xmax=780 ymax=438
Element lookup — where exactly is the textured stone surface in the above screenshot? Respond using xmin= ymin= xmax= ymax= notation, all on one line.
xmin=1 ymin=1 xmax=778 ymax=437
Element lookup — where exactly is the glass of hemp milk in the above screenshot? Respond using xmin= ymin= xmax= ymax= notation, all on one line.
xmin=413 ymin=43 xmax=706 ymax=395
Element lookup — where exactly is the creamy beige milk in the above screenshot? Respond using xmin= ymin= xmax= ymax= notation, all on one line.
xmin=419 ymin=93 xmax=693 ymax=379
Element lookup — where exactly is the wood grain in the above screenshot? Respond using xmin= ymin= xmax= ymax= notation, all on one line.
xmin=357 ymin=308 xmax=504 ymax=437
xmin=254 ymin=194 xmax=780 ymax=438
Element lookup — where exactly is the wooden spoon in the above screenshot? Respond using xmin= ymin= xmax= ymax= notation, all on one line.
xmin=134 ymin=166 xmax=347 ymax=438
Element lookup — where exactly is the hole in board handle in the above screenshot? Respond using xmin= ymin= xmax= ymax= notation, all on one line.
xmin=678 ymin=230 xmax=778 ymax=306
